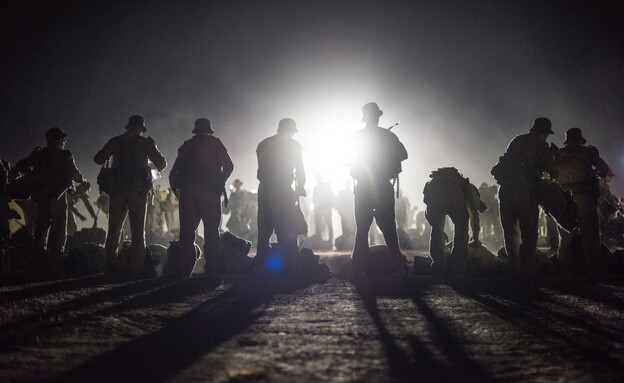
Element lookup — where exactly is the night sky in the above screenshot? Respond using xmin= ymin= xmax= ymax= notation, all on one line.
xmin=1 ymin=0 xmax=623 ymax=207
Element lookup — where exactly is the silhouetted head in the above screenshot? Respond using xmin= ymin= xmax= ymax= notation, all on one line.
xmin=193 ymin=118 xmax=214 ymax=135
xmin=125 ymin=115 xmax=147 ymax=133
xmin=529 ymin=117 xmax=553 ymax=136
xmin=233 ymin=179 xmax=243 ymax=189
xmin=45 ymin=127 xmax=67 ymax=148
xmin=563 ymin=127 xmax=587 ymax=146
xmin=362 ymin=102 xmax=383 ymax=124
xmin=277 ymin=118 xmax=298 ymax=135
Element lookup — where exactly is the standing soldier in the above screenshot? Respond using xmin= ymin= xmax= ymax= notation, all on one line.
xmin=255 ymin=118 xmax=307 ymax=271
xmin=349 ymin=102 xmax=408 ymax=275
xmin=491 ymin=117 xmax=558 ymax=276
xmin=555 ymin=128 xmax=609 ymax=277
xmin=169 ymin=118 xmax=233 ymax=277
xmin=94 ymin=115 xmax=166 ymax=276
xmin=15 ymin=127 xmax=85 ymax=271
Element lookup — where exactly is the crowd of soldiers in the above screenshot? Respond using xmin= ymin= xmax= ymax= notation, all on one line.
xmin=1 ymin=105 xmax=622 ymax=279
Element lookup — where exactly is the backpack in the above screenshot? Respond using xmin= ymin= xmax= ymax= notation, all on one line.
xmin=556 ymin=149 xmax=587 ymax=186
xmin=114 ymin=137 xmax=152 ymax=193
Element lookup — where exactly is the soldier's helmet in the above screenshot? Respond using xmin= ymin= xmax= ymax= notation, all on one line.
xmin=193 ymin=118 xmax=214 ymax=135
xmin=277 ymin=118 xmax=298 ymax=133
xmin=125 ymin=115 xmax=147 ymax=133
xmin=563 ymin=127 xmax=587 ymax=145
xmin=361 ymin=102 xmax=383 ymax=122
xmin=45 ymin=127 xmax=67 ymax=143
xmin=529 ymin=117 xmax=554 ymax=135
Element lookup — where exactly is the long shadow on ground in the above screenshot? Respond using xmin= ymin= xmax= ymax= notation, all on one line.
xmin=354 ymin=278 xmax=492 ymax=383
xmin=54 ymin=274 xmax=327 ymax=383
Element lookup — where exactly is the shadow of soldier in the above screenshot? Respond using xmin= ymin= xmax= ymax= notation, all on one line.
xmin=354 ymin=278 xmax=492 ymax=383
xmin=54 ymin=274 xmax=328 ymax=383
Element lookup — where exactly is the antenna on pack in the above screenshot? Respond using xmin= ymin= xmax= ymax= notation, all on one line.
xmin=387 ymin=121 xmax=400 ymax=130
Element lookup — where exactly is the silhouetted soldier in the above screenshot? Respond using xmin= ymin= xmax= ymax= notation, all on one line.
xmin=349 ymin=102 xmax=408 ymax=275
xmin=395 ymin=190 xmax=411 ymax=230
xmin=255 ymin=118 xmax=306 ymax=269
xmin=423 ymin=167 xmax=485 ymax=274
xmin=169 ymin=118 xmax=233 ymax=277
xmin=94 ymin=115 xmax=167 ymax=276
xmin=16 ymin=127 xmax=84 ymax=270
xmin=491 ymin=118 xmax=558 ymax=276
xmin=555 ymin=128 xmax=609 ymax=277
xmin=336 ymin=181 xmax=355 ymax=237
xmin=313 ymin=175 xmax=334 ymax=242
xmin=224 ymin=179 xmax=251 ymax=238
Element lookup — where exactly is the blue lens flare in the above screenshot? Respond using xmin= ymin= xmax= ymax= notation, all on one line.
xmin=265 ymin=252 xmax=286 ymax=274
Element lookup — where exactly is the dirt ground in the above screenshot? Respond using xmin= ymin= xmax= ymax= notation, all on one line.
xmin=1 ymin=251 xmax=623 ymax=383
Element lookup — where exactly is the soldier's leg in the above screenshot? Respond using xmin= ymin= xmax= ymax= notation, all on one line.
xmin=499 ymin=187 xmax=520 ymax=262
xmin=426 ymin=209 xmax=447 ymax=271
xmin=105 ymin=193 xmax=129 ymax=267
xmin=200 ymin=189 xmax=222 ymax=275
xmin=33 ymin=200 xmax=52 ymax=249
xmin=47 ymin=194 xmax=68 ymax=269
xmin=375 ymin=182 xmax=401 ymax=256
xmin=326 ymin=209 xmax=334 ymax=243
xmin=255 ymin=183 xmax=274 ymax=263
xmin=179 ymin=186 xmax=201 ymax=277
xmin=518 ymin=202 xmax=539 ymax=276
xmin=574 ymin=192 xmax=601 ymax=277
xmin=126 ymin=192 xmax=148 ymax=276
xmin=449 ymin=205 xmax=469 ymax=274
xmin=557 ymin=226 xmax=576 ymax=274
xmin=273 ymin=185 xmax=299 ymax=262
xmin=353 ymin=186 xmax=374 ymax=260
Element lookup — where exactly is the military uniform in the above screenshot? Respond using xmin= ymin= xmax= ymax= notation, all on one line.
xmin=255 ymin=119 xmax=306 ymax=267
xmin=424 ymin=168 xmax=483 ymax=273
xmin=350 ymin=103 xmax=408 ymax=274
xmin=94 ymin=115 xmax=166 ymax=275
xmin=492 ymin=118 xmax=558 ymax=275
xmin=16 ymin=127 xmax=84 ymax=269
xmin=555 ymin=128 xmax=609 ymax=277
xmin=170 ymin=118 xmax=233 ymax=276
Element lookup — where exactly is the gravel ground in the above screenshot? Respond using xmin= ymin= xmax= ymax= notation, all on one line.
xmin=1 ymin=252 xmax=623 ymax=383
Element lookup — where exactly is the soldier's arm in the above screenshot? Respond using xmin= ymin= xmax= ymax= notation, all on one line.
xmin=146 ymin=137 xmax=167 ymax=171
xmin=94 ymin=139 xmax=115 ymax=165
xmin=396 ymin=137 xmax=408 ymax=162
xmin=66 ymin=153 xmax=85 ymax=183
xmin=217 ymin=141 xmax=234 ymax=180
xmin=538 ymin=141 xmax=558 ymax=179
xmin=589 ymin=146 xmax=610 ymax=178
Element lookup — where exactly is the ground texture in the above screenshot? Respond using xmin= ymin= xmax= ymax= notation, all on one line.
xmin=1 ymin=252 xmax=623 ymax=383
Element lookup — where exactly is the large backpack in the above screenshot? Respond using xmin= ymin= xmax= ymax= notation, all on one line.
xmin=114 ymin=137 xmax=151 ymax=193
xmin=556 ymin=148 xmax=587 ymax=186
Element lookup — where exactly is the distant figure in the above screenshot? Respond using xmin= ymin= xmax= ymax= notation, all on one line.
xmin=555 ymin=128 xmax=609 ymax=277
xmin=313 ymin=175 xmax=334 ymax=243
xmin=478 ymin=183 xmax=503 ymax=247
xmin=15 ymin=127 xmax=85 ymax=271
xmin=170 ymin=118 xmax=233 ymax=277
xmin=491 ymin=117 xmax=558 ymax=276
xmin=423 ymin=167 xmax=485 ymax=274
xmin=94 ymin=115 xmax=167 ymax=276
xmin=255 ymin=118 xmax=307 ymax=270
xmin=349 ymin=102 xmax=408 ymax=275
xmin=395 ymin=189 xmax=411 ymax=230
xmin=336 ymin=181 xmax=355 ymax=237
xmin=224 ymin=179 xmax=251 ymax=239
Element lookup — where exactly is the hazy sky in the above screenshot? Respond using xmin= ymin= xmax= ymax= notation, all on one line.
xmin=2 ymin=0 xmax=623 ymax=206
